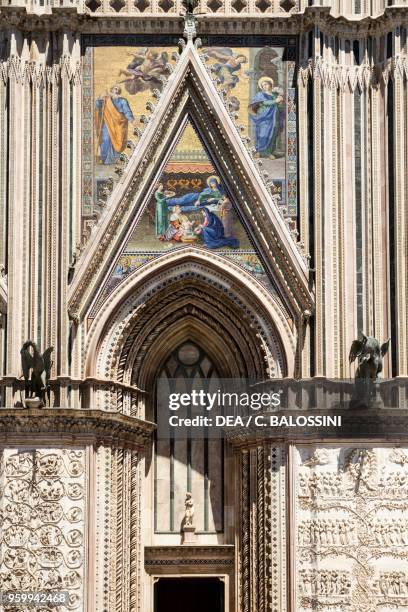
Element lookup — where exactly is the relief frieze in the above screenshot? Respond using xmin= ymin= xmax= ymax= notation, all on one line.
xmin=294 ymin=446 xmax=408 ymax=611
xmin=0 ymin=448 xmax=86 ymax=610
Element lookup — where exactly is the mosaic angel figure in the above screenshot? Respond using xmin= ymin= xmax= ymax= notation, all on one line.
xmin=206 ymin=47 xmax=247 ymax=92
xmin=118 ymin=48 xmax=172 ymax=95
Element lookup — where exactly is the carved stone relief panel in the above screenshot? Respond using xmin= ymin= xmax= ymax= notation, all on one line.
xmin=239 ymin=443 xmax=287 ymax=612
xmin=269 ymin=444 xmax=287 ymax=612
xmin=93 ymin=444 xmax=142 ymax=612
xmin=0 ymin=447 xmax=87 ymax=610
xmin=94 ymin=445 xmax=110 ymax=611
xmin=293 ymin=445 xmax=408 ymax=611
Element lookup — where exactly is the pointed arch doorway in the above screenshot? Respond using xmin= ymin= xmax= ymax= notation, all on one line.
xmin=84 ymin=252 xmax=294 ymax=611
xmin=131 ymin=269 xmax=288 ymax=612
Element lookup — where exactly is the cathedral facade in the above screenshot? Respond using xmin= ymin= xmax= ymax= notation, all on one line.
xmin=0 ymin=0 xmax=408 ymax=609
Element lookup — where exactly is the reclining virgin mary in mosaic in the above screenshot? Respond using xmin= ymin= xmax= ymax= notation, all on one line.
xmin=164 ymin=176 xmax=225 ymax=210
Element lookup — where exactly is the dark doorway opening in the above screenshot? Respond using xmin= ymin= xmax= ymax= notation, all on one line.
xmin=154 ymin=577 xmax=224 ymax=612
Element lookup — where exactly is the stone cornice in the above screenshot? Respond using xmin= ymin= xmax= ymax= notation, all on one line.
xmin=0 ymin=408 xmax=156 ymax=448
xmin=80 ymin=375 xmax=145 ymax=394
xmin=0 ymin=6 xmax=91 ymax=31
xmin=227 ymin=409 xmax=408 ymax=446
xmin=144 ymin=545 xmax=235 ymax=567
xmin=198 ymin=6 xmax=408 ymax=36
xmin=298 ymin=5 xmax=408 ymax=35
xmin=1 ymin=374 xmax=145 ymax=397
xmin=0 ymin=5 xmax=407 ymax=34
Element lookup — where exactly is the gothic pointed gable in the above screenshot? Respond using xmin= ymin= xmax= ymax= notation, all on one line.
xmin=86 ymin=119 xmax=293 ymax=323
xmin=68 ymin=42 xmax=313 ymax=320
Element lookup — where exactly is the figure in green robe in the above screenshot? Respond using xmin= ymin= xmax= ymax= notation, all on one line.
xmin=154 ymin=184 xmax=174 ymax=236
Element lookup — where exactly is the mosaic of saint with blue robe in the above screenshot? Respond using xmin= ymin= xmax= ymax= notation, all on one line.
xmin=249 ymin=77 xmax=284 ymax=160
xmin=95 ymin=86 xmax=135 ymax=165
xmin=195 ymin=208 xmax=239 ymax=249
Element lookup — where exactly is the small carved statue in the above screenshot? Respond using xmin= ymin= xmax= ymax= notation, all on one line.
xmin=303 ymin=448 xmax=330 ymax=467
xmin=181 ymin=0 xmax=199 ymax=45
xmin=183 ymin=492 xmax=194 ymax=528
xmin=20 ymin=341 xmax=54 ymax=405
xmin=67 ymin=252 xmax=78 ymax=285
xmin=349 ymin=333 xmax=390 ymax=408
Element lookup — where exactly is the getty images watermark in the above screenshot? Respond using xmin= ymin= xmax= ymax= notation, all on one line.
xmin=156 ymin=382 xmax=342 ymax=438
xmin=168 ymin=389 xmax=282 ymax=411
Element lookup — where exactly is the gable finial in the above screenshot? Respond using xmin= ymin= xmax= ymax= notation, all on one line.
xmin=180 ymin=0 xmax=199 ymax=47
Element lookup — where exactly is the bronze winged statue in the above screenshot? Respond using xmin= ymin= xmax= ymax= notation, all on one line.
xmin=20 ymin=341 xmax=54 ymax=405
xmin=349 ymin=333 xmax=390 ymax=408
xmin=349 ymin=334 xmax=390 ymax=380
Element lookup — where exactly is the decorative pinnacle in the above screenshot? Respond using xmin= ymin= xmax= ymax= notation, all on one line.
xmin=181 ymin=0 xmax=199 ymax=44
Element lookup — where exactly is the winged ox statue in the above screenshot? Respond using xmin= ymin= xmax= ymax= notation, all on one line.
xmin=20 ymin=341 xmax=54 ymax=406
xmin=349 ymin=333 xmax=390 ymax=408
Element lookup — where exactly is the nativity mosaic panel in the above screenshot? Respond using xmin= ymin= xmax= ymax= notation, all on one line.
xmin=88 ymin=121 xmax=287 ymax=320
xmin=81 ymin=36 xmax=297 ymax=320
xmin=294 ymin=445 xmax=408 ymax=611
xmin=0 ymin=447 xmax=86 ymax=610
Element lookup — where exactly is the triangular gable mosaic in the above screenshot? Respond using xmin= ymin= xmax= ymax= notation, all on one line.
xmin=82 ymin=36 xmax=297 ymax=224
xmin=88 ymin=121 xmax=290 ymax=321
